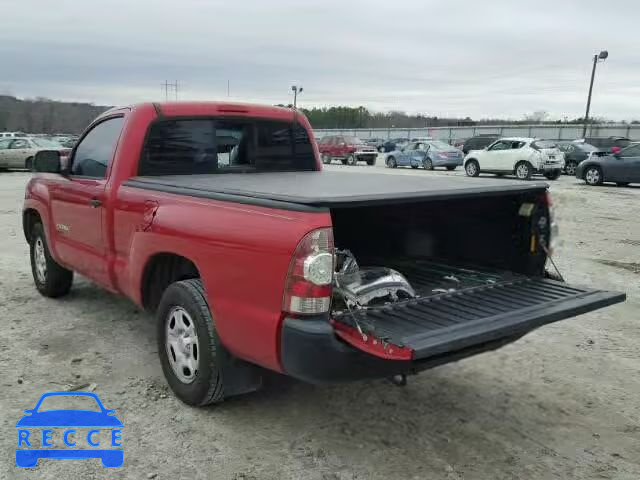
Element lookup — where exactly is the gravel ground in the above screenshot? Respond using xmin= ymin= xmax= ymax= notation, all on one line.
xmin=1 ymin=163 xmax=639 ymax=480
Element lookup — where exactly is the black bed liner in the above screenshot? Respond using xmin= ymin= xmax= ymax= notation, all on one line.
xmin=332 ymin=260 xmax=625 ymax=359
xmin=124 ymin=171 xmax=548 ymax=210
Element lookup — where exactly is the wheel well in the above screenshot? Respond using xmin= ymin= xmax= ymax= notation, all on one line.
xmin=465 ymin=158 xmax=478 ymax=165
xmin=23 ymin=209 xmax=41 ymax=243
xmin=141 ymin=253 xmax=200 ymax=312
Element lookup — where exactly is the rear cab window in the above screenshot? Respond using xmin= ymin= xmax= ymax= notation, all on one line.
xmin=139 ymin=118 xmax=316 ymax=176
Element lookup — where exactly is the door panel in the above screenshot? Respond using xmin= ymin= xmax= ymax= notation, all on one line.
xmin=50 ymin=178 xmax=110 ymax=286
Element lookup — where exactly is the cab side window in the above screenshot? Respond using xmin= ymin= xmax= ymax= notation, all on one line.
xmin=10 ymin=139 xmax=28 ymax=149
xmin=71 ymin=117 xmax=124 ymax=178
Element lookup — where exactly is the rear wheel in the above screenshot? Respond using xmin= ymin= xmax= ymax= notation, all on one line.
xmin=514 ymin=161 xmax=532 ymax=180
xmin=322 ymin=154 xmax=331 ymax=164
xmin=347 ymin=154 xmax=357 ymax=166
xmin=465 ymin=159 xmax=479 ymax=177
xmin=386 ymin=156 xmax=397 ymax=168
xmin=423 ymin=158 xmax=434 ymax=170
xmin=544 ymin=169 xmax=561 ymax=180
xmin=30 ymin=222 xmax=73 ymax=297
xmin=411 ymin=165 xmax=418 ymax=169
xmin=564 ymin=161 xmax=578 ymax=176
xmin=157 ymin=278 xmax=224 ymax=406
xmin=446 ymin=166 xmax=456 ymax=171
xmin=584 ymin=166 xmax=603 ymax=186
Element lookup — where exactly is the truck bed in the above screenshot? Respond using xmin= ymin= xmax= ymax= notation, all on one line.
xmin=332 ymin=259 xmax=625 ymax=359
xmin=124 ymin=171 xmax=549 ymax=210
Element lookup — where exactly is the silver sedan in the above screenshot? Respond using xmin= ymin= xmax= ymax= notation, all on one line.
xmin=0 ymin=137 xmax=70 ymax=170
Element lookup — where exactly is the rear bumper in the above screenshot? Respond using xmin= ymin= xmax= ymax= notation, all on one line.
xmin=280 ymin=317 xmax=524 ymax=384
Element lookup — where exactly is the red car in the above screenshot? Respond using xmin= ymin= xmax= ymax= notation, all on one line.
xmin=317 ymin=135 xmax=377 ymax=165
xmin=24 ymin=102 xmax=624 ymax=406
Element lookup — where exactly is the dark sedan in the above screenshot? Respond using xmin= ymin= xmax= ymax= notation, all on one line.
xmin=556 ymin=141 xmax=598 ymax=175
xmin=575 ymin=143 xmax=640 ymax=186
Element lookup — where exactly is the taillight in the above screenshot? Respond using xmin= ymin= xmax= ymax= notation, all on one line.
xmin=282 ymin=228 xmax=334 ymax=316
xmin=540 ymin=191 xmax=558 ymax=252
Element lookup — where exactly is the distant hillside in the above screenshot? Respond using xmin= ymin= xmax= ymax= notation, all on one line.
xmin=0 ymin=96 xmax=111 ymax=134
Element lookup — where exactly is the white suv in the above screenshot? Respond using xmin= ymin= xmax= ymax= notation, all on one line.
xmin=464 ymin=137 xmax=564 ymax=180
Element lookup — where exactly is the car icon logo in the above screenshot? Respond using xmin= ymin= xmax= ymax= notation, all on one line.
xmin=16 ymin=391 xmax=123 ymax=468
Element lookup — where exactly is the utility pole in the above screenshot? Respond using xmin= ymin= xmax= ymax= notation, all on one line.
xmin=582 ymin=50 xmax=608 ymax=138
xmin=161 ymin=81 xmax=179 ymax=102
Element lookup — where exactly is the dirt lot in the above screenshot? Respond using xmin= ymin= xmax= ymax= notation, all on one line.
xmin=1 ymin=166 xmax=639 ymax=480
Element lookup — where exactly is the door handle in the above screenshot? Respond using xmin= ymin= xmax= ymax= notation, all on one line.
xmin=89 ymin=198 xmax=102 ymax=208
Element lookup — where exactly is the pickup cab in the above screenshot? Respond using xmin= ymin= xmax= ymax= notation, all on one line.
xmin=24 ymin=102 xmax=624 ymax=406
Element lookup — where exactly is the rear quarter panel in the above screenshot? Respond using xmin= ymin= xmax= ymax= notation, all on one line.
xmin=114 ymin=187 xmax=332 ymax=371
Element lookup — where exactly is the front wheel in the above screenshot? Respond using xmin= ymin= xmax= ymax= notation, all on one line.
xmin=346 ymin=154 xmax=357 ymax=166
xmin=564 ymin=161 xmax=578 ymax=176
xmin=544 ymin=169 xmax=561 ymax=180
xmin=30 ymin=222 xmax=73 ymax=297
xmin=584 ymin=166 xmax=603 ymax=186
xmin=386 ymin=156 xmax=397 ymax=168
xmin=366 ymin=158 xmax=375 ymax=166
xmin=25 ymin=157 xmax=33 ymax=171
xmin=157 ymin=278 xmax=224 ymax=406
xmin=465 ymin=160 xmax=479 ymax=177
xmin=514 ymin=162 xmax=532 ymax=180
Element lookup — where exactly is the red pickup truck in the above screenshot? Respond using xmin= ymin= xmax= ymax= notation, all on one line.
xmin=24 ymin=102 xmax=624 ymax=407
xmin=317 ymin=135 xmax=378 ymax=165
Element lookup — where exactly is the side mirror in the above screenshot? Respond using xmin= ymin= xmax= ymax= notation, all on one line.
xmin=34 ymin=150 xmax=62 ymax=173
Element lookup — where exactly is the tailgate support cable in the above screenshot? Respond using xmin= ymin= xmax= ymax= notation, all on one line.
xmin=542 ymin=243 xmax=565 ymax=282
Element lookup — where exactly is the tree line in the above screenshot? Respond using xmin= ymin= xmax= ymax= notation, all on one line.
xmin=2 ymin=96 xmax=636 ymax=134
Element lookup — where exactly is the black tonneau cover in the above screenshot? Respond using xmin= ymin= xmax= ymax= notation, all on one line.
xmin=124 ymin=171 xmax=548 ymax=210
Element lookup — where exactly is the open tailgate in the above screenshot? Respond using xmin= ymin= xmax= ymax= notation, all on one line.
xmin=332 ymin=262 xmax=625 ymax=360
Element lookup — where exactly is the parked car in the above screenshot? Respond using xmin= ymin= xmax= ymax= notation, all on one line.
xmin=462 ymin=134 xmax=501 ymax=154
xmin=386 ymin=140 xmax=463 ymax=170
xmin=379 ymin=137 xmax=408 ymax=153
xmin=317 ymin=135 xmax=377 ymax=165
xmin=575 ymin=142 xmax=640 ymax=186
xmin=556 ymin=141 xmax=599 ymax=175
xmin=0 ymin=137 xmax=70 ymax=170
xmin=0 ymin=131 xmax=26 ymax=138
xmin=464 ymin=138 xmax=564 ymax=180
xmin=24 ymin=102 xmax=623 ymax=406
xmin=364 ymin=137 xmax=385 ymax=149
xmin=575 ymin=136 xmax=631 ymax=150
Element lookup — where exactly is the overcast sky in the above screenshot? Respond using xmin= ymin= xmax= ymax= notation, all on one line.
xmin=1 ymin=0 xmax=638 ymax=120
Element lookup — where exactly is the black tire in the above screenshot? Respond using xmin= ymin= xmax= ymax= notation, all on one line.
xmin=157 ymin=279 xmax=224 ymax=406
xmin=584 ymin=166 xmax=603 ymax=186
xmin=617 ymin=182 xmax=630 ymax=187
xmin=386 ymin=156 xmax=397 ymax=168
xmin=544 ymin=169 xmax=561 ymax=180
xmin=423 ymin=157 xmax=434 ymax=170
xmin=465 ymin=159 xmax=479 ymax=177
xmin=366 ymin=158 xmax=375 ymax=166
xmin=340 ymin=158 xmax=348 ymax=165
xmin=346 ymin=154 xmax=357 ymax=166
xmin=564 ymin=161 xmax=578 ymax=176
xmin=411 ymin=165 xmax=418 ymax=169
xmin=25 ymin=157 xmax=33 ymax=171
xmin=514 ymin=161 xmax=532 ymax=180
xmin=30 ymin=222 xmax=73 ymax=297
xmin=446 ymin=166 xmax=456 ymax=171
xmin=321 ymin=154 xmax=331 ymax=165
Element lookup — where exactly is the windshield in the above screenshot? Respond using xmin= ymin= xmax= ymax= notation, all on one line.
xmin=32 ymin=138 xmax=62 ymax=148
xmin=37 ymin=395 xmax=102 ymax=412
xmin=139 ymin=118 xmax=315 ymax=176
xmin=427 ymin=140 xmax=453 ymax=150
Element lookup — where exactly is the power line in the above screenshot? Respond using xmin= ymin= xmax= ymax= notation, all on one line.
xmin=161 ymin=80 xmax=179 ymax=101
